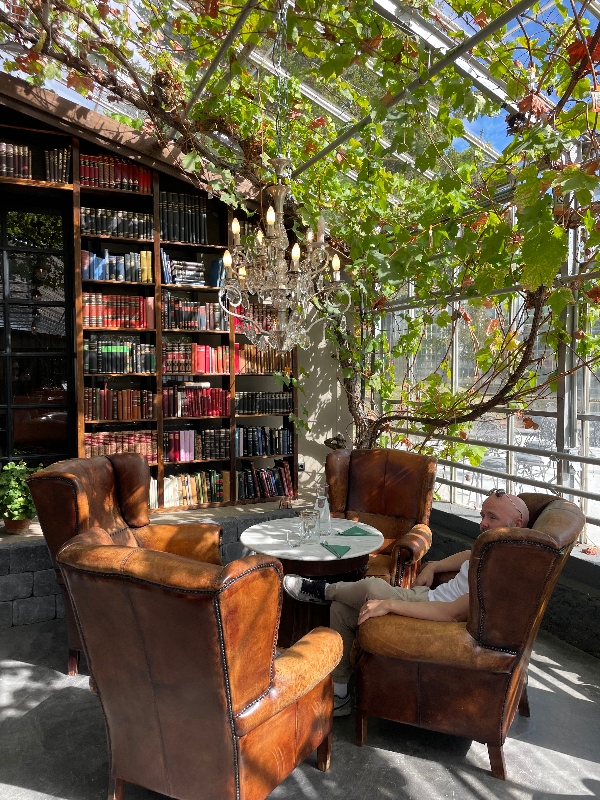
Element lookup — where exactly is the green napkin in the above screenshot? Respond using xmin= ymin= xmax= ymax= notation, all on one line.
xmin=335 ymin=525 xmax=377 ymax=536
xmin=321 ymin=543 xmax=351 ymax=558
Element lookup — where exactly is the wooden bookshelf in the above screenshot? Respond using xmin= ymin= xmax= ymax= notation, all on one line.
xmin=0 ymin=108 xmax=298 ymax=509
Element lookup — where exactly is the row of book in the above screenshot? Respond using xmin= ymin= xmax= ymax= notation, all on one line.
xmin=235 ymin=303 xmax=277 ymax=331
xmin=82 ymin=293 xmax=155 ymax=329
xmin=83 ymin=388 xmax=155 ymax=421
xmin=234 ymin=426 xmax=293 ymax=458
xmin=237 ymin=343 xmax=292 ymax=374
xmin=160 ymin=250 xmax=225 ymax=287
xmin=163 ymin=428 xmax=230 ymax=462
xmin=84 ymin=430 xmax=158 ymax=460
xmin=45 ymin=146 xmax=72 ymax=184
xmin=162 ymin=470 xmax=231 ymax=507
xmin=236 ymin=460 xmax=294 ymax=500
xmin=80 ymin=207 xmax=153 ymax=240
xmin=235 ymin=392 xmax=293 ymax=415
xmin=81 ymin=249 xmax=153 ymax=283
xmin=0 ymin=142 xmax=31 ymax=178
xmin=162 ymin=386 xmax=230 ymax=418
xmin=80 ymin=155 xmax=152 ymax=193
xmin=162 ymin=342 xmax=229 ymax=374
xmin=84 ymin=337 xmax=156 ymax=373
xmin=162 ymin=293 xmax=228 ymax=330
xmin=159 ymin=192 xmax=209 ymax=243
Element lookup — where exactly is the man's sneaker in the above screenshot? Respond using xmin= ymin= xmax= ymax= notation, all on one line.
xmin=283 ymin=575 xmax=329 ymax=605
xmin=333 ymin=694 xmax=352 ymax=717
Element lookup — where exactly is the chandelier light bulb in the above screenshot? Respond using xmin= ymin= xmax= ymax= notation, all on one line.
xmin=266 ymin=206 xmax=276 ymax=228
xmin=231 ymin=218 xmax=240 ymax=235
xmin=307 ymin=229 xmax=314 ymax=243
xmin=291 ymin=243 xmax=301 ymax=262
xmin=331 ymin=254 xmax=341 ymax=282
xmin=223 ymin=249 xmax=233 ymax=279
xmin=256 ymin=229 xmax=264 ymax=245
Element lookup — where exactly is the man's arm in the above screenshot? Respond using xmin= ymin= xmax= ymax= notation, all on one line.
xmin=357 ymin=593 xmax=469 ymax=625
xmin=414 ymin=549 xmax=471 ymax=587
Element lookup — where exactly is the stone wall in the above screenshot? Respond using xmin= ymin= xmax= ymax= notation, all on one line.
xmin=0 ymin=508 xmax=299 ymax=630
xmin=0 ymin=538 xmax=63 ymax=629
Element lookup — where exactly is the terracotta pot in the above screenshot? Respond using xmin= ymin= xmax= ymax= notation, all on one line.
xmin=2 ymin=516 xmax=31 ymax=534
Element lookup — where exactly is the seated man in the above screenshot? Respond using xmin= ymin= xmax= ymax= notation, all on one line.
xmin=284 ymin=490 xmax=529 ymax=716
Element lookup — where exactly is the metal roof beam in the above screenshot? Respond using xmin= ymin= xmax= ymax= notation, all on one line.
xmin=292 ymin=0 xmax=537 ymax=178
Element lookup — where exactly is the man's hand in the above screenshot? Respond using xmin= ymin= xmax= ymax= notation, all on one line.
xmin=358 ymin=599 xmax=392 ymax=625
xmin=414 ymin=561 xmax=437 ymax=587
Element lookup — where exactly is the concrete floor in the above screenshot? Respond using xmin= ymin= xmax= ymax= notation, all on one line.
xmin=1 ymin=620 xmax=599 ymax=800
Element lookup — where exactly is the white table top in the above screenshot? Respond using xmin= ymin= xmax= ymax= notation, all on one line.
xmin=240 ymin=517 xmax=384 ymax=562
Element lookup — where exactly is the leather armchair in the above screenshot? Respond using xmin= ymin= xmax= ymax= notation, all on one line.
xmin=326 ymin=449 xmax=437 ymax=586
xmin=57 ymin=529 xmax=342 ymax=800
xmin=353 ymin=494 xmax=584 ymax=780
xmin=28 ymin=452 xmax=222 ymax=675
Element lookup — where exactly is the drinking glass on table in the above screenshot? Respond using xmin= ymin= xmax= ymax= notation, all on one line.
xmin=314 ymin=483 xmax=331 ymax=536
xmin=299 ymin=509 xmax=320 ymax=543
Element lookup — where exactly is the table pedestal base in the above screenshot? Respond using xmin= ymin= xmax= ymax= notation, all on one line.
xmin=277 ymin=554 xmax=368 ymax=648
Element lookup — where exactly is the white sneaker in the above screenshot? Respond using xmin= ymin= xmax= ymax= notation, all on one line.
xmin=283 ymin=575 xmax=329 ymax=605
xmin=333 ymin=694 xmax=352 ymax=717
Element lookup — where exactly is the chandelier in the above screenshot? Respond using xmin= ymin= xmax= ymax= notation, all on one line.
xmin=217 ymin=0 xmax=351 ymax=353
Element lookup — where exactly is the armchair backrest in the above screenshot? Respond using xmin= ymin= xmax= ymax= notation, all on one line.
xmin=28 ymin=452 xmax=151 ymax=566
xmin=466 ymin=496 xmax=584 ymax=653
xmin=326 ymin=449 xmax=437 ymax=552
xmin=58 ymin=530 xmax=282 ymax=800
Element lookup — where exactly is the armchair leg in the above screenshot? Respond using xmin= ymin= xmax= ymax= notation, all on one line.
xmin=316 ymin=732 xmax=332 ymax=771
xmin=355 ymin=709 xmax=367 ymax=747
xmin=107 ymin=777 xmax=124 ymax=800
xmin=487 ymin=745 xmax=507 ymax=780
xmin=518 ymin=685 xmax=530 ymax=717
xmin=68 ymin=649 xmax=81 ymax=677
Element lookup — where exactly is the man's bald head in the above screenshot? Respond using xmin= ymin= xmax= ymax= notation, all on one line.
xmin=480 ymin=493 xmax=529 ymax=532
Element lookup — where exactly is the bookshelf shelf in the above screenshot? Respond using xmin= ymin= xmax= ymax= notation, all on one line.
xmin=80 ymin=186 xmax=153 ymax=197
xmin=0 ymin=106 xmax=297 ymax=509
xmin=237 ymin=453 xmax=293 ymax=460
xmin=81 ymin=234 xmax=154 ymax=244
xmin=83 ymin=327 xmax=156 ymax=332
xmin=162 ymin=284 xmax=221 ymax=291
xmin=161 ymin=241 xmax=227 ymax=250
xmin=164 ymin=328 xmax=228 ymax=334
xmin=82 ymin=280 xmax=154 ymax=287
xmin=164 ymin=416 xmax=230 ymax=420
xmin=0 ymin=176 xmax=73 ymax=190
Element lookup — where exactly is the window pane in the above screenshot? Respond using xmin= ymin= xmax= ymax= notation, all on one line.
xmin=11 ymin=357 xmax=68 ymax=404
xmin=0 ymin=411 xmax=7 ymax=457
xmin=12 ymin=408 xmax=69 ymax=456
xmin=9 ymin=306 xmax=66 ymax=351
xmin=8 ymin=253 xmax=66 ymax=301
xmin=6 ymin=211 xmax=64 ymax=250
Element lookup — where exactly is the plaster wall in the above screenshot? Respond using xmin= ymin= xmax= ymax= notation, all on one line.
xmin=297 ymin=327 xmax=352 ymax=493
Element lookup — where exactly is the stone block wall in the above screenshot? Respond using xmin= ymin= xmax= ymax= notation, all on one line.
xmin=0 ymin=539 xmax=63 ymax=629
xmin=0 ymin=508 xmax=299 ymax=629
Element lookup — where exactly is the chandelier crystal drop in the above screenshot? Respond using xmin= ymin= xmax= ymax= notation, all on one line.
xmin=218 ymin=156 xmax=351 ymax=353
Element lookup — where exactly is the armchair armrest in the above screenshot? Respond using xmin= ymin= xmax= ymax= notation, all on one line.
xmin=357 ymin=615 xmax=516 ymax=672
xmin=234 ymin=627 xmax=342 ymax=737
xmin=135 ymin=522 xmax=222 ymax=565
xmin=389 ymin=523 xmax=432 ymax=585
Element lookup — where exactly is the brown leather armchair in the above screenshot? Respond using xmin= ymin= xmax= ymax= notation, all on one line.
xmin=326 ymin=448 xmax=437 ymax=586
xmin=353 ymin=494 xmax=584 ymax=780
xmin=28 ymin=452 xmax=222 ymax=676
xmin=57 ymin=529 xmax=342 ymax=800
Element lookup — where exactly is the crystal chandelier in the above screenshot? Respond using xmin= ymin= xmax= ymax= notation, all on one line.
xmin=217 ymin=0 xmax=351 ymax=353
xmin=218 ymin=158 xmax=351 ymax=352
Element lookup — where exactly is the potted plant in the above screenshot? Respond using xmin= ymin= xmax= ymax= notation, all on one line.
xmin=0 ymin=461 xmax=41 ymax=534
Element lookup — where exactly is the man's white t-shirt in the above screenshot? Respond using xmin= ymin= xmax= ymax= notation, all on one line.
xmin=427 ymin=559 xmax=469 ymax=602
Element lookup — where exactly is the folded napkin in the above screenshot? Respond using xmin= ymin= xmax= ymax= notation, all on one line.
xmin=335 ymin=525 xmax=377 ymax=537
xmin=321 ymin=543 xmax=351 ymax=558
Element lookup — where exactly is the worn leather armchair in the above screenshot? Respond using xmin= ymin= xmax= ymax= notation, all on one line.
xmin=353 ymin=494 xmax=584 ymax=780
xmin=326 ymin=448 xmax=437 ymax=586
xmin=57 ymin=529 xmax=342 ymax=800
xmin=28 ymin=452 xmax=222 ymax=676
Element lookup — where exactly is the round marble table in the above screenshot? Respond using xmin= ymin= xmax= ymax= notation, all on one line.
xmin=241 ymin=517 xmax=384 ymax=646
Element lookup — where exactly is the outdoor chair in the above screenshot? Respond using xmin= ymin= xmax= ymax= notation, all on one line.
xmin=57 ymin=529 xmax=342 ymax=800
xmin=28 ymin=452 xmax=222 ymax=675
xmin=353 ymin=493 xmax=584 ymax=780
xmin=326 ymin=448 xmax=437 ymax=586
